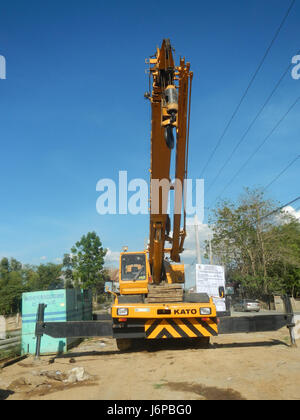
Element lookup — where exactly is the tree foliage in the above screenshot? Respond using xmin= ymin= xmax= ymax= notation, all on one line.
xmin=0 ymin=231 xmax=108 ymax=315
xmin=64 ymin=231 xmax=107 ymax=296
xmin=0 ymin=258 xmax=63 ymax=315
xmin=207 ymin=189 xmax=300 ymax=298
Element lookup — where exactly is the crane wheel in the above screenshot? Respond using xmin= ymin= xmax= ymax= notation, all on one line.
xmin=116 ymin=338 xmax=133 ymax=352
xmin=164 ymin=126 xmax=174 ymax=149
xmin=196 ymin=337 xmax=210 ymax=348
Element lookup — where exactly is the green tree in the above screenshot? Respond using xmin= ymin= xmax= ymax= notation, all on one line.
xmin=1 ymin=271 xmax=27 ymax=314
xmin=0 ymin=257 xmax=10 ymax=287
xmin=22 ymin=264 xmax=39 ymax=291
xmin=207 ymin=188 xmax=300 ymax=299
xmin=62 ymin=253 xmax=74 ymax=288
xmin=10 ymin=258 xmax=22 ymax=272
xmin=267 ymin=219 xmax=300 ymax=296
xmin=31 ymin=263 xmax=63 ymax=291
xmin=0 ymin=258 xmax=28 ymax=315
xmin=0 ymin=259 xmax=65 ymax=315
xmin=70 ymin=232 xmax=107 ymax=300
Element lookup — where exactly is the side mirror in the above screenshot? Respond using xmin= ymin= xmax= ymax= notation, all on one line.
xmin=219 ymin=286 xmax=225 ymax=298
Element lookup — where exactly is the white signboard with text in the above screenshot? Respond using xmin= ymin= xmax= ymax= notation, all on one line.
xmin=196 ymin=264 xmax=226 ymax=312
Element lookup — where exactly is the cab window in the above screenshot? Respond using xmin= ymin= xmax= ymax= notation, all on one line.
xmin=121 ymin=254 xmax=146 ymax=281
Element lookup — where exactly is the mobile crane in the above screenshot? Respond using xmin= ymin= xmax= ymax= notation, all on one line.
xmin=110 ymin=39 xmax=220 ymax=351
xmin=34 ymin=40 xmax=296 ymax=355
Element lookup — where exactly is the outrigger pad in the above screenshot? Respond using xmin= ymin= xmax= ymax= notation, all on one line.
xmin=183 ymin=293 xmax=210 ymax=303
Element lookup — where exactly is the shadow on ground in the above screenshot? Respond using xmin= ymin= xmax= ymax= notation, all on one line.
xmin=49 ymin=337 xmax=288 ymax=361
xmin=165 ymin=381 xmax=246 ymax=400
xmin=0 ymin=389 xmax=14 ymax=400
xmin=212 ymin=339 xmax=289 ymax=349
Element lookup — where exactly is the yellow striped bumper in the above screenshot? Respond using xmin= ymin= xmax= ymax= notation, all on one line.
xmin=145 ymin=318 xmax=218 ymax=339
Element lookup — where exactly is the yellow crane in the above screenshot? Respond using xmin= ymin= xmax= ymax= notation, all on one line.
xmin=34 ymin=40 xmax=296 ymax=354
xmin=110 ymin=39 xmax=220 ymax=351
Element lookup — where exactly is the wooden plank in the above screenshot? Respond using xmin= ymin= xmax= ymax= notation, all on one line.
xmin=148 ymin=287 xmax=183 ymax=291
xmin=148 ymin=289 xmax=183 ymax=294
xmin=148 ymin=290 xmax=182 ymax=294
xmin=145 ymin=297 xmax=183 ymax=303
xmin=148 ymin=294 xmax=182 ymax=297
xmin=149 ymin=287 xmax=182 ymax=290
xmin=0 ymin=337 xmax=20 ymax=346
xmin=147 ymin=283 xmax=184 ymax=303
xmin=149 ymin=284 xmax=182 ymax=289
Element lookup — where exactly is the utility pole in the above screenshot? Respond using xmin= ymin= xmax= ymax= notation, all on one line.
xmin=194 ymin=214 xmax=202 ymax=264
xmin=144 ymin=237 xmax=148 ymax=251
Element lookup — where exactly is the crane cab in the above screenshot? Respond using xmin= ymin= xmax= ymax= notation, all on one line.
xmin=119 ymin=251 xmax=151 ymax=295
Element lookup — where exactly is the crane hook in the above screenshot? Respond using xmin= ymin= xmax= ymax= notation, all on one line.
xmin=164 ymin=125 xmax=174 ymax=149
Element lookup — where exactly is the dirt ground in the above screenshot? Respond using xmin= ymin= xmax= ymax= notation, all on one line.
xmin=0 ymin=328 xmax=299 ymax=401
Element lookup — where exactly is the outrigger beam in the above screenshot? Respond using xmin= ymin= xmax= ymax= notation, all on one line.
xmin=34 ymin=295 xmax=296 ymax=358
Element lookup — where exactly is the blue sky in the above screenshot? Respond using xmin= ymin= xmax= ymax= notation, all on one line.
xmin=0 ymin=0 xmax=299 ymax=275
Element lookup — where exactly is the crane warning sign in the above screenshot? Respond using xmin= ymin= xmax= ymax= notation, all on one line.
xmin=195 ymin=264 xmax=226 ymax=313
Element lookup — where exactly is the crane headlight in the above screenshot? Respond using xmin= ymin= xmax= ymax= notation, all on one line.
xmin=200 ymin=308 xmax=211 ymax=315
xmin=117 ymin=308 xmax=128 ymax=316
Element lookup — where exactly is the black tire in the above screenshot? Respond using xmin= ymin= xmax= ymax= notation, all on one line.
xmin=183 ymin=292 xmax=210 ymax=303
xmin=117 ymin=295 xmax=144 ymax=304
xmin=116 ymin=338 xmax=145 ymax=352
xmin=116 ymin=338 xmax=133 ymax=352
xmin=196 ymin=337 xmax=210 ymax=348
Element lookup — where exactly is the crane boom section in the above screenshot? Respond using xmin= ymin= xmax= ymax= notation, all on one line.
xmin=148 ymin=39 xmax=193 ymax=282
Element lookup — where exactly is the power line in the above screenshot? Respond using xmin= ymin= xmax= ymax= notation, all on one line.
xmin=199 ymin=0 xmax=296 ymax=178
xmin=213 ymin=96 xmax=300 ymax=203
xmin=207 ymin=196 xmax=300 ymax=240
xmin=264 ymin=155 xmax=300 ymax=190
xmin=259 ymin=196 xmax=300 ymax=222
xmin=206 ymin=52 xmax=300 ymax=194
